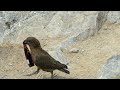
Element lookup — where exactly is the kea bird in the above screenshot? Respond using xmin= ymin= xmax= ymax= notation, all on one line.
xmin=23 ymin=37 xmax=70 ymax=79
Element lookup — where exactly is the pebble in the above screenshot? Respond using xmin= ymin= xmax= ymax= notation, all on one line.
xmin=70 ymin=48 xmax=79 ymax=53
xmin=81 ymin=49 xmax=85 ymax=52
xmin=8 ymin=63 xmax=12 ymax=66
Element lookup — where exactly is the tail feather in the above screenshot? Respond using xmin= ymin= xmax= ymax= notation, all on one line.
xmin=61 ymin=64 xmax=68 ymax=69
xmin=59 ymin=69 xmax=70 ymax=74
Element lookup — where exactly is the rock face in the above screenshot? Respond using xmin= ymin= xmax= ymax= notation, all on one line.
xmin=0 ymin=11 xmax=108 ymax=45
xmin=107 ymin=11 xmax=120 ymax=24
xmin=0 ymin=11 xmax=109 ymax=64
xmin=1 ymin=11 xmax=120 ymax=46
xmin=99 ymin=55 xmax=120 ymax=79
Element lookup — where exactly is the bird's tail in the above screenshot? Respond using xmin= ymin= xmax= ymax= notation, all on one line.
xmin=59 ymin=69 xmax=70 ymax=74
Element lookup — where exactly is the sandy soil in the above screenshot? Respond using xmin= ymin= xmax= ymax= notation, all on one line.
xmin=1 ymin=22 xmax=120 ymax=79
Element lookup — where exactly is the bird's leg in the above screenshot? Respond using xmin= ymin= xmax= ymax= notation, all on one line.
xmin=24 ymin=67 xmax=40 ymax=76
xmin=51 ymin=71 xmax=54 ymax=79
xmin=50 ymin=71 xmax=58 ymax=79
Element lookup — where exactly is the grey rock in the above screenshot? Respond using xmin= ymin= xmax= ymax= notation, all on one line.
xmin=107 ymin=11 xmax=120 ymax=24
xmin=99 ymin=55 xmax=120 ymax=79
xmin=0 ymin=11 xmax=108 ymax=45
xmin=96 ymin=11 xmax=108 ymax=31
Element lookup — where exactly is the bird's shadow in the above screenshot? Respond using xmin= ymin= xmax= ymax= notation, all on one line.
xmin=42 ymin=75 xmax=73 ymax=79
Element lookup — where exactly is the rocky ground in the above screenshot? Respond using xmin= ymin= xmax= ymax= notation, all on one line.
xmin=1 ymin=22 xmax=120 ymax=79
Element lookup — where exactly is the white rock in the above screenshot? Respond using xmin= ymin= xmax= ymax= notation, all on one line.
xmin=8 ymin=63 xmax=12 ymax=66
xmin=70 ymin=48 xmax=79 ymax=53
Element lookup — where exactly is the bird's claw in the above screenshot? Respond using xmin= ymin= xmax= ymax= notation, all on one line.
xmin=37 ymin=74 xmax=43 ymax=78
xmin=51 ymin=73 xmax=58 ymax=79
xmin=53 ymin=73 xmax=57 ymax=77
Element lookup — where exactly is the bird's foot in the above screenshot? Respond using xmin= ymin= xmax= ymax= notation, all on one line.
xmin=37 ymin=74 xmax=43 ymax=78
xmin=53 ymin=73 xmax=58 ymax=77
xmin=51 ymin=73 xmax=58 ymax=79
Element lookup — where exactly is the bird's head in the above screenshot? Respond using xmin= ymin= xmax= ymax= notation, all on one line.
xmin=23 ymin=37 xmax=41 ymax=49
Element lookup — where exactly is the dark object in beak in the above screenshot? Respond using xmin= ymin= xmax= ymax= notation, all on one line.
xmin=23 ymin=43 xmax=34 ymax=67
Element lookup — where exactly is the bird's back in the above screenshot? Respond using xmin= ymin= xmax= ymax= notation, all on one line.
xmin=35 ymin=49 xmax=68 ymax=70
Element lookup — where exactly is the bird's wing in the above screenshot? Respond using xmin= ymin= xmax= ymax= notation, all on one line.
xmin=35 ymin=52 xmax=67 ymax=69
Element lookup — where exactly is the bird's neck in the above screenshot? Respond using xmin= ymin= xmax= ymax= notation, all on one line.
xmin=30 ymin=47 xmax=42 ymax=53
xmin=30 ymin=47 xmax=42 ymax=63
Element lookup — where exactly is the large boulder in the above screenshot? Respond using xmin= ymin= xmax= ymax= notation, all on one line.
xmin=99 ymin=55 xmax=120 ymax=79
xmin=0 ymin=11 xmax=109 ymax=64
xmin=107 ymin=11 xmax=120 ymax=24
xmin=0 ymin=11 xmax=108 ymax=45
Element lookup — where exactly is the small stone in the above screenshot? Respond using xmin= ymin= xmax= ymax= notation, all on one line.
xmin=8 ymin=63 xmax=12 ymax=66
xmin=81 ymin=49 xmax=85 ymax=52
xmin=70 ymin=48 xmax=79 ymax=53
